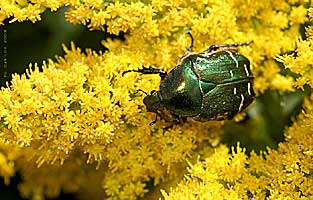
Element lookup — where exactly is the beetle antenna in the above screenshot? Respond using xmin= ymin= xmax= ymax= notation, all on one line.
xmin=122 ymin=66 xmax=167 ymax=80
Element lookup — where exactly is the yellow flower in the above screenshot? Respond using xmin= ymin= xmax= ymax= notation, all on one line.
xmin=0 ymin=0 xmax=312 ymax=199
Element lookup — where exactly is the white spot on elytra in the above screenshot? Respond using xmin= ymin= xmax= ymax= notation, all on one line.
xmin=176 ymin=81 xmax=186 ymax=92
xmin=226 ymin=51 xmax=238 ymax=68
xmin=238 ymin=94 xmax=244 ymax=112
xmin=233 ymin=87 xmax=237 ymax=95
xmin=247 ymin=82 xmax=251 ymax=95
xmin=244 ymin=64 xmax=250 ymax=76
xmin=230 ymin=70 xmax=233 ymax=77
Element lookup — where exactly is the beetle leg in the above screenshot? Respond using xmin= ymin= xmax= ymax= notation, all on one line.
xmin=147 ymin=110 xmax=180 ymax=125
xmin=133 ymin=89 xmax=148 ymax=95
xmin=180 ymin=32 xmax=196 ymax=62
xmin=157 ymin=111 xmax=180 ymax=124
xmin=170 ymin=114 xmax=180 ymax=124
xmin=186 ymin=32 xmax=194 ymax=52
xmin=149 ymin=114 xmax=158 ymax=126
xmin=180 ymin=116 xmax=188 ymax=123
xmin=204 ymin=41 xmax=253 ymax=53
xmin=122 ymin=66 xmax=167 ymax=80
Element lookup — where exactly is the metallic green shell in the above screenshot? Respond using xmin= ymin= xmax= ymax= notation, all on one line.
xmin=159 ymin=50 xmax=254 ymax=120
xmin=160 ymin=64 xmax=202 ymax=116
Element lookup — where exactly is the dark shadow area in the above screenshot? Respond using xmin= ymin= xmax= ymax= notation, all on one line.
xmin=0 ymin=174 xmax=77 ymax=200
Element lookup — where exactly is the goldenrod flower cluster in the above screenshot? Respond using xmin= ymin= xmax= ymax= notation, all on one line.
xmin=0 ymin=0 xmax=312 ymax=199
xmin=162 ymin=107 xmax=313 ymax=199
xmin=163 ymin=7 xmax=313 ymax=200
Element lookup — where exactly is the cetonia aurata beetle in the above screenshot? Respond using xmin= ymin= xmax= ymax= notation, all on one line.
xmin=123 ymin=33 xmax=255 ymax=124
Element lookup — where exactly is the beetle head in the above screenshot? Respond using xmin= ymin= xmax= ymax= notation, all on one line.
xmin=143 ymin=90 xmax=163 ymax=112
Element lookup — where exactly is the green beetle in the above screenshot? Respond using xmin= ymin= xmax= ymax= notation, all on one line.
xmin=123 ymin=33 xmax=255 ymax=124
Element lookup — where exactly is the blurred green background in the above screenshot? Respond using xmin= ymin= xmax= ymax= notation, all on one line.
xmin=0 ymin=7 xmax=308 ymax=200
